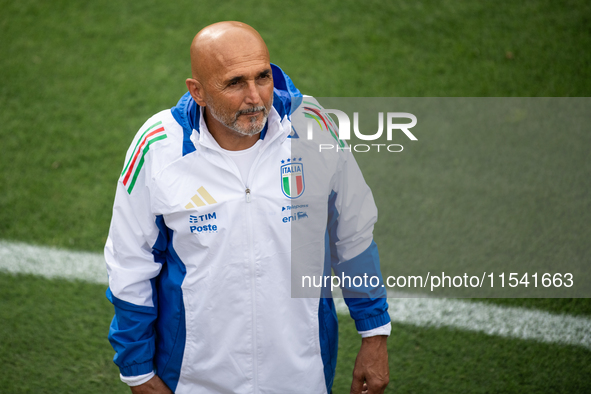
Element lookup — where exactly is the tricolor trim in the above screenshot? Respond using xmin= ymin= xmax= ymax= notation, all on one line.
xmin=303 ymin=101 xmax=345 ymax=148
xmin=121 ymin=121 xmax=167 ymax=194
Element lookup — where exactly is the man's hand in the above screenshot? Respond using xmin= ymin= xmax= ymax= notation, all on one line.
xmin=350 ymin=335 xmax=389 ymax=394
xmin=130 ymin=375 xmax=173 ymax=394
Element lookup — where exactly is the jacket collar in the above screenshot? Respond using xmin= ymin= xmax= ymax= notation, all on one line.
xmin=194 ymin=105 xmax=286 ymax=153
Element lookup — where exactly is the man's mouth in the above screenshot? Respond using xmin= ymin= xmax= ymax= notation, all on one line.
xmin=237 ymin=106 xmax=266 ymax=117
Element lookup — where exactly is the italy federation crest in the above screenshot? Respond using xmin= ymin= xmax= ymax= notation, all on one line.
xmin=281 ymin=161 xmax=305 ymax=199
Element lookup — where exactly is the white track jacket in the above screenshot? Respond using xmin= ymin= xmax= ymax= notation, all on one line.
xmin=105 ymin=65 xmax=390 ymax=393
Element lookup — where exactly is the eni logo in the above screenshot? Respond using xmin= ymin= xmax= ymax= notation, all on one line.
xmin=282 ymin=211 xmax=309 ymax=223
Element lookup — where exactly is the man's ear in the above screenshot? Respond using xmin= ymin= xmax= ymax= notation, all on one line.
xmin=186 ymin=78 xmax=207 ymax=106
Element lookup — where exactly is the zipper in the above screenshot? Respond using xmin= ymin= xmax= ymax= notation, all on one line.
xmin=201 ymin=114 xmax=288 ymax=392
xmin=244 ymin=144 xmax=264 ymax=392
xmin=245 ymin=186 xmax=258 ymax=391
xmin=242 ymin=123 xmax=283 ymax=392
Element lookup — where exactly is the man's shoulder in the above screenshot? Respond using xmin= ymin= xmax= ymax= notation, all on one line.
xmin=118 ymin=109 xmax=187 ymax=193
xmin=132 ymin=109 xmax=183 ymax=147
xmin=126 ymin=109 xmax=186 ymax=160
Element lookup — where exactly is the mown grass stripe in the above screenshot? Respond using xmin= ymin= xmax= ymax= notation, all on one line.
xmin=1 ymin=239 xmax=590 ymax=351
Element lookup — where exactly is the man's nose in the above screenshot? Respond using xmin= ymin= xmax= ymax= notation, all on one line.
xmin=244 ymin=80 xmax=262 ymax=105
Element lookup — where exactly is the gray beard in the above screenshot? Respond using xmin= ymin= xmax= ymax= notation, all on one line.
xmin=206 ymin=99 xmax=272 ymax=137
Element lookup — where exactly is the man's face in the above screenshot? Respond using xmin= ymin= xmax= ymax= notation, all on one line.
xmin=201 ymin=52 xmax=274 ymax=137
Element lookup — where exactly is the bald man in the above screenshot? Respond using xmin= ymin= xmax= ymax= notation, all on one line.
xmin=105 ymin=22 xmax=391 ymax=394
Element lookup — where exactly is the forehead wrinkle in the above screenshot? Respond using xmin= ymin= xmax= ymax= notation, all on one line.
xmin=211 ymin=57 xmax=271 ymax=90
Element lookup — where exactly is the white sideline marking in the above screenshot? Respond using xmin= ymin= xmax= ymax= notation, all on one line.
xmin=0 ymin=240 xmax=108 ymax=284
xmin=334 ymin=296 xmax=591 ymax=350
xmin=1 ymin=240 xmax=590 ymax=350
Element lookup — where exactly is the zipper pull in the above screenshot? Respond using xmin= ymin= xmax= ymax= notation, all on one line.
xmin=245 ymin=188 xmax=251 ymax=203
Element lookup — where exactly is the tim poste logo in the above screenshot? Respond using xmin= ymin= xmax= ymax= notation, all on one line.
xmin=280 ymin=158 xmax=305 ymax=199
xmin=184 ymin=186 xmax=219 ymax=233
xmin=303 ymin=106 xmax=417 ymax=153
xmin=189 ymin=212 xmax=218 ymax=233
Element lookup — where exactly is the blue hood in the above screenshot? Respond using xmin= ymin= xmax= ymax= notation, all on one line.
xmin=171 ymin=64 xmax=302 ymax=156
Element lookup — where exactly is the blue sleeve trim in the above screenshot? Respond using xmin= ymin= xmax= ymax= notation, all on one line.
xmin=119 ymin=361 xmax=155 ymax=377
xmin=352 ymin=309 xmax=391 ymax=332
xmin=107 ymin=287 xmax=157 ymax=314
xmin=106 ymin=287 xmax=158 ymax=376
xmin=325 ymin=192 xmax=389 ymax=330
xmin=332 ymin=241 xmax=390 ymax=330
xmin=332 ymin=241 xmax=388 ymax=299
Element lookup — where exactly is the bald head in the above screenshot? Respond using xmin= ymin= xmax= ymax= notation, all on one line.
xmin=190 ymin=21 xmax=270 ymax=83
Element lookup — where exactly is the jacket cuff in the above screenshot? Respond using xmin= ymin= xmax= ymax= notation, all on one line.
xmin=354 ymin=310 xmax=391 ymax=332
xmin=119 ymin=360 xmax=154 ymax=377
xmin=120 ymin=371 xmax=155 ymax=386
xmin=358 ymin=322 xmax=392 ymax=337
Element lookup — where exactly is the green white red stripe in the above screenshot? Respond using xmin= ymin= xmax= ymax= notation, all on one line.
xmin=121 ymin=121 xmax=167 ymax=193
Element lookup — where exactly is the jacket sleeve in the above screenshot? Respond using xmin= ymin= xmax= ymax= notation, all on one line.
xmin=327 ymin=148 xmax=391 ymax=333
xmin=105 ymin=126 xmax=167 ymax=378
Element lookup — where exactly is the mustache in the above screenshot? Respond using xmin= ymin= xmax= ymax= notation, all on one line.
xmin=236 ymin=106 xmax=267 ymax=116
